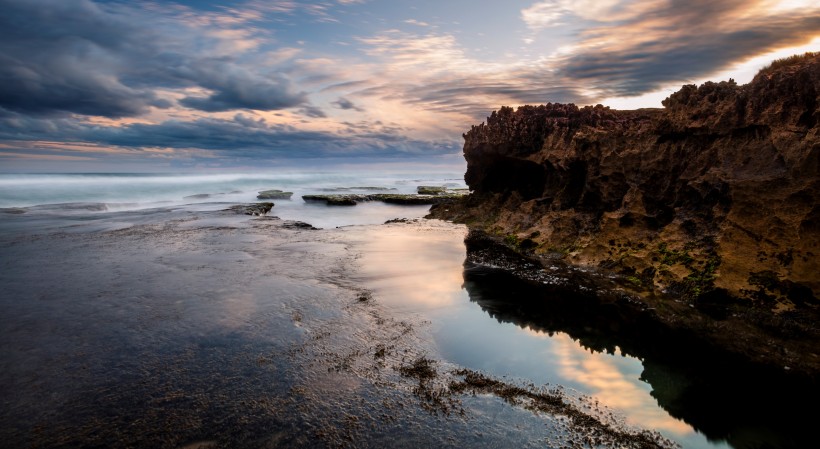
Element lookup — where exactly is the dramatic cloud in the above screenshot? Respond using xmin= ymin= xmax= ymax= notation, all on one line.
xmin=0 ymin=0 xmax=307 ymax=117
xmin=522 ymin=0 xmax=633 ymax=29
xmin=0 ymin=0 xmax=818 ymax=169
xmin=0 ymin=111 xmax=458 ymax=160
xmin=0 ymin=0 xmax=169 ymax=117
xmin=178 ymin=64 xmax=306 ymax=112
xmin=357 ymin=30 xmax=592 ymax=117
xmin=524 ymin=0 xmax=820 ymax=96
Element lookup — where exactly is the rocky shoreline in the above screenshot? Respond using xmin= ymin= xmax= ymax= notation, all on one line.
xmin=428 ymin=53 xmax=820 ymax=378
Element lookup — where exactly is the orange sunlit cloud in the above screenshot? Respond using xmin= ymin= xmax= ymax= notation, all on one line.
xmin=542 ymin=331 xmax=694 ymax=435
xmin=356 ymin=224 xmax=468 ymax=308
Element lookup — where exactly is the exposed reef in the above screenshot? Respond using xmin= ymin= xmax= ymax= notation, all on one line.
xmin=429 ymin=53 xmax=820 ymax=375
xmin=303 ymin=188 xmax=466 ymax=206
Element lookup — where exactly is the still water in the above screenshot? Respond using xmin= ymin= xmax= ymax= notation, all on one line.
xmin=0 ymin=172 xmax=814 ymax=448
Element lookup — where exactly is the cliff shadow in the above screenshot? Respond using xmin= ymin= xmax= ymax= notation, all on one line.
xmin=461 ymin=262 xmax=818 ymax=449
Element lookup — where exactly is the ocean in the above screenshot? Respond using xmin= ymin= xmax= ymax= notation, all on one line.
xmin=0 ymin=170 xmax=467 ymax=230
xmin=0 ymin=169 xmax=807 ymax=449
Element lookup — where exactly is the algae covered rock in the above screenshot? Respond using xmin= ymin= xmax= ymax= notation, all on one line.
xmin=417 ymin=186 xmax=447 ymax=195
xmin=257 ymin=190 xmax=293 ymax=200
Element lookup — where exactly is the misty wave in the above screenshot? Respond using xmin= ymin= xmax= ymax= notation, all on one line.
xmin=27 ymin=202 xmax=111 ymax=212
xmin=0 ymin=170 xmax=468 ymax=219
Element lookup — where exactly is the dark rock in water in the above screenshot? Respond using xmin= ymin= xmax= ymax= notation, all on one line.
xmin=282 ymin=220 xmax=319 ymax=230
xmin=303 ymin=194 xmax=362 ymax=205
xmin=318 ymin=186 xmax=398 ymax=192
xmin=257 ymin=190 xmax=293 ymax=200
xmin=184 ymin=193 xmax=211 ymax=200
xmin=417 ymin=186 xmax=447 ymax=195
xmin=226 ymin=202 xmax=273 ymax=216
xmin=429 ymin=52 xmax=820 ymax=376
xmin=26 ymin=202 xmax=109 ymax=212
xmin=371 ymin=194 xmax=445 ymax=205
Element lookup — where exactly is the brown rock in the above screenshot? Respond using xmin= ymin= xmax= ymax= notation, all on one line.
xmin=430 ymin=52 xmax=820 ymax=374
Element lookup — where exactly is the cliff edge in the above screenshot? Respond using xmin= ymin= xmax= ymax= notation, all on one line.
xmin=430 ymin=52 xmax=820 ymax=375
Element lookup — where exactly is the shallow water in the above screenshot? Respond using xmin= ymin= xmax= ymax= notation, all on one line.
xmin=352 ymin=223 xmax=816 ymax=449
xmin=0 ymin=186 xmax=814 ymax=448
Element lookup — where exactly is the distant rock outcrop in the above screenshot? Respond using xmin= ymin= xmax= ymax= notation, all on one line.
xmin=430 ymin=53 xmax=820 ymax=374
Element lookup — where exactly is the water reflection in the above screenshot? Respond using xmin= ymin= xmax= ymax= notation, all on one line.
xmin=353 ymin=223 xmax=467 ymax=309
xmin=462 ymin=263 xmax=817 ymax=449
xmin=349 ymin=222 xmax=816 ymax=449
xmin=544 ymin=331 xmax=693 ymax=434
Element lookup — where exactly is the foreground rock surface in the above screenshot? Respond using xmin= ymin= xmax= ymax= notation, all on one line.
xmin=430 ymin=53 xmax=820 ymax=375
xmin=226 ymin=202 xmax=273 ymax=216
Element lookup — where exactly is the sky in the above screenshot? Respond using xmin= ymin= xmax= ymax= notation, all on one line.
xmin=0 ymin=0 xmax=819 ymax=172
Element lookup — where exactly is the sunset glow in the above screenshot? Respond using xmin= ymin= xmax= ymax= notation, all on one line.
xmin=1 ymin=0 xmax=818 ymax=170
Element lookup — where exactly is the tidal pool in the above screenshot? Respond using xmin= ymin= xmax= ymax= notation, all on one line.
xmin=352 ymin=221 xmax=816 ymax=449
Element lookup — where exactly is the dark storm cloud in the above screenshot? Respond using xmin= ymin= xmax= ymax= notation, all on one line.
xmin=556 ymin=0 xmax=820 ymax=96
xmin=298 ymin=105 xmax=328 ymax=118
xmin=177 ymin=62 xmax=307 ymax=112
xmin=0 ymin=0 xmax=168 ymax=117
xmin=409 ymin=81 xmax=584 ymax=110
xmin=83 ymin=117 xmax=457 ymax=157
xmin=332 ymin=97 xmax=364 ymax=111
xmin=0 ymin=0 xmax=307 ymax=117
xmin=0 ymin=113 xmax=458 ymax=158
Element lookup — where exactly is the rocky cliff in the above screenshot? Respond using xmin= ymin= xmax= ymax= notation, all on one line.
xmin=430 ymin=52 xmax=820 ymax=374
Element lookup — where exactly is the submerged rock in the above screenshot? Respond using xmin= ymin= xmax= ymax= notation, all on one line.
xmin=184 ymin=193 xmax=211 ymax=200
xmin=302 ymin=192 xmax=467 ymax=206
xmin=318 ymin=186 xmax=398 ymax=192
xmin=257 ymin=190 xmax=294 ymax=200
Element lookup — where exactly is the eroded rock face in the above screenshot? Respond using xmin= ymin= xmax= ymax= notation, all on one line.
xmin=433 ymin=53 xmax=819 ymax=309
